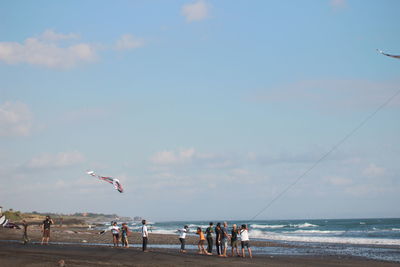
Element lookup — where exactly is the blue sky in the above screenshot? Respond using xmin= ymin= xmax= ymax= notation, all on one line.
xmin=1 ymin=0 xmax=399 ymax=221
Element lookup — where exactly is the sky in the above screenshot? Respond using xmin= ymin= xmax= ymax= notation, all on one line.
xmin=0 ymin=0 xmax=399 ymax=221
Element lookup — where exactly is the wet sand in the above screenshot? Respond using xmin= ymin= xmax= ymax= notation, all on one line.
xmin=1 ymin=227 xmax=399 ymax=266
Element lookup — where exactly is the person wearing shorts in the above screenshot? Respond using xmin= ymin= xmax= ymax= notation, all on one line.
xmin=240 ymin=224 xmax=252 ymax=258
xmin=41 ymin=216 xmax=54 ymax=245
xmin=121 ymin=223 xmax=130 ymax=248
xmin=111 ymin=221 xmax=120 ymax=247
xmin=220 ymin=222 xmax=229 ymax=257
xmin=196 ymin=227 xmax=211 ymax=255
xmin=230 ymin=224 xmax=240 ymax=257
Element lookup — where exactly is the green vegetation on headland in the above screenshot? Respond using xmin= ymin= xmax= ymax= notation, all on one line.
xmin=1 ymin=208 xmax=132 ymax=226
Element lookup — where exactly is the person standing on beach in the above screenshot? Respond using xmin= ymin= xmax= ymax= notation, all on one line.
xmin=205 ymin=222 xmax=214 ymax=254
xmin=121 ymin=223 xmax=130 ymax=248
xmin=231 ymin=224 xmax=240 ymax=257
xmin=240 ymin=224 xmax=252 ymax=258
xmin=41 ymin=216 xmax=54 ymax=245
xmin=141 ymin=220 xmax=149 ymax=252
xmin=220 ymin=222 xmax=229 ymax=257
xmin=110 ymin=221 xmax=120 ymax=247
xmin=22 ymin=220 xmax=29 ymax=244
xmin=177 ymin=225 xmax=189 ymax=253
xmin=215 ymin=223 xmax=222 ymax=255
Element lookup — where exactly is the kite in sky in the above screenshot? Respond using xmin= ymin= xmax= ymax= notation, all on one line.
xmin=377 ymin=49 xmax=400 ymax=59
xmin=86 ymin=170 xmax=124 ymax=193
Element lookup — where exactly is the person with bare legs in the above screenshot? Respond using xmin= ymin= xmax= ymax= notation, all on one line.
xmin=196 ymin=227 xmax=211 ymax=255
xmin=231 ymin=224 xmax=240 ymax=257
xmin=41 ymin=216 xmax=53 ymax=245
xmin=240 ymin=224 xmax=252 ymax=258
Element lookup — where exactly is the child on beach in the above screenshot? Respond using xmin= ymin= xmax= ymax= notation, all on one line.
xmin=196 ymin=227 xmax=211 ymax=255
xmin=240 ymin=224 xmax=252 ymax=258
xmin=177 ymin=225 xmax=189 ymax=253
xmin=121 ymin=223 xmax=130 ymax=248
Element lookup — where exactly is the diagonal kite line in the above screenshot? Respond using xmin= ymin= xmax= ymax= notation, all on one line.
xmin=248 ymin=88 xmax=400 ymax=223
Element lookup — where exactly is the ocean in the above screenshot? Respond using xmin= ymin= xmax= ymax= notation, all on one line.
xmin=123 ymin=218 xmax=400 ymax=262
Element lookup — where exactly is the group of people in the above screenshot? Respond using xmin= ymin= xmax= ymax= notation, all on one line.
xmin=177 ymin=222 xmax=252 ymax=258
xmin=22 ymin=217 xmax=252 ymax=258
xmin=104 ymin=221 xmax=131 ymax=248
xmin=20 ymin=215 xmax=54 ymax=245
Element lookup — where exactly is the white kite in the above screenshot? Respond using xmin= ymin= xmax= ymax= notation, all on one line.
xmin=86 ymin=170 xmax=124 ymax=193
xmin=377 ymin=49 xmax=400 ymax=60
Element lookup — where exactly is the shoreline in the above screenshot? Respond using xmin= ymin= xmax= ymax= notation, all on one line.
xmin=1 ymin=227 xmax=400 ymax=265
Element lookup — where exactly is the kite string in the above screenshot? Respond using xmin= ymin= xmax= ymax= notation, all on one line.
xmin=248 ymin=88 xmax=400 ymax=223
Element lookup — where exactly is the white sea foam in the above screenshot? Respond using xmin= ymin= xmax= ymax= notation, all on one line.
xmin=251 ymin=224 xmax=286 ymax=229
xmin=187 ymin=224 xmax=209 ymax=229
xmin=150 ymin=229 xmax=178 ymax=235
xmin=289 ymin=230 xmax=345 ymax=235
xmin=248 ymin=229 xmax=400 ymax=246
xmin=360 ymin=222 xmax=366 ymax=225
xmin=392 ymin=228 xmax=400 ymax=231
xmin=290 ymin=223 xmax=318 ymax=228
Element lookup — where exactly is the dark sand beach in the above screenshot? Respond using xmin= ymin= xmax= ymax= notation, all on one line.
xmin=1 ymin=227 xmax=399 ymax=266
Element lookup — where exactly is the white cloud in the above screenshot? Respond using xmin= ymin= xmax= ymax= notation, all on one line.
xmin=27 ymin=151 xmax=85 ymax=169
xmin=363 ymin=163 xmax=385 ymax=177
xmin=0 ymin=101 xmax=32 ymax=137
xmin=0 ymin=30 xmax=97 ymax=69
xmin=151 ymin=148 xmax=195 ymax=164
xmin=115 ymin=34 xmax=144 ymax=51
xmin=40 ymin=29 xmax=79 ymax=41
xmin=181 ymin=0 xmax=210 ymax=22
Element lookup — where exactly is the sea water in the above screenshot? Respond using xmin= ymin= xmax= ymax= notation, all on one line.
xmin=124 ymin=218 xmax=400 ymax=262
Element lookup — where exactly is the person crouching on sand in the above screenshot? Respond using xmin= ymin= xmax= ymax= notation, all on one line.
xmin=41 ymin=216 xmax=54 ymax=245
xmin=121 ymin=223 xmax=130 ymax=248
xmin=111 ymin=221 xmax=120 ymax=247
xmin=240 ymin=224 xmax=252 ymax=258
xmin=177 ymin=225 xmax=189 ymax=253
xmin=196 ymin=227 xmax=211 ymax=255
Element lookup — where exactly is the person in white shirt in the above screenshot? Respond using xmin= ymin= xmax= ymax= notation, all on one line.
xmin=177 ymin=225 xmax=189 ymax=253
xmin=142 ymin=220 xmax=149 ymax=252
xmin=240 ymin=224 xmax=252 ymax=258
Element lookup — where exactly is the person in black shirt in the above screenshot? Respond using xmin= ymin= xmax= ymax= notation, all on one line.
xmin=215 ymin=222 xmax=222 ymax=255
xmin=230 ymin=224 xmax=240 ymax=257
xmin=41 ymin=216 xmax=54 ymax=245
xmin=205 ymin=222 xmax=214 ymax=254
